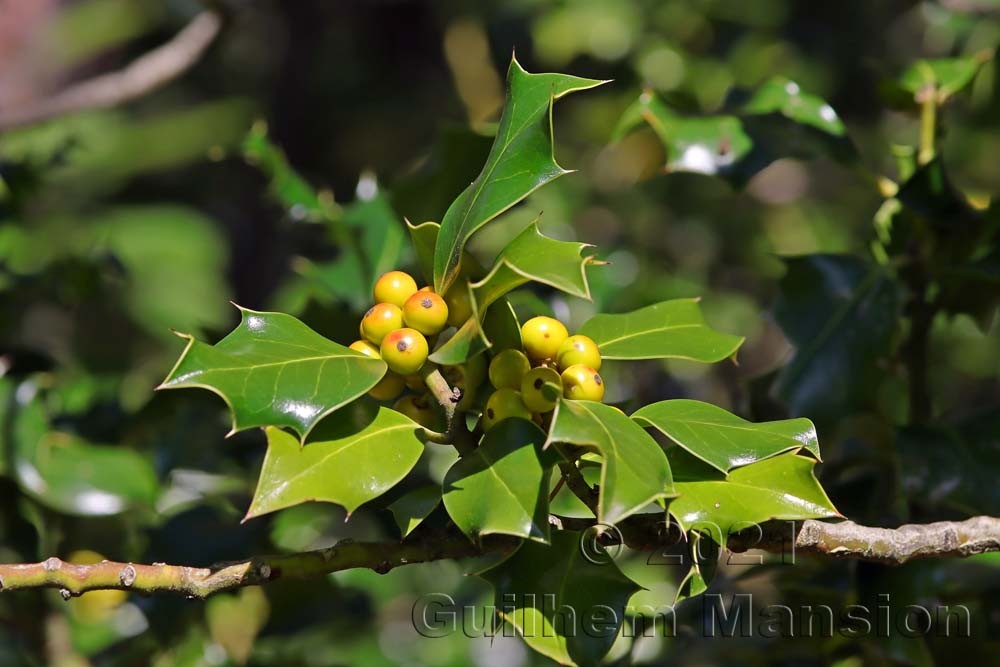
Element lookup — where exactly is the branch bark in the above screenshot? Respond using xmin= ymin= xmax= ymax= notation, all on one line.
xmin=0 ymin=8 xmax=224 ymax=130
xmin=2 ymin=517 xmax=995 ymax=598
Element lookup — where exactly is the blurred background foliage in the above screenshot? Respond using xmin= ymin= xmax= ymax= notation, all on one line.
xmin=0 ymin=0 xmax=998 ymax=665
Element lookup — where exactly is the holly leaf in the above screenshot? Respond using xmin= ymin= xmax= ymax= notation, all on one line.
xmin=772 ymin=255 xmax=900 ymax=422
xmin=631 ymin=399 xmax=820 ymax=474
xmin=675 ymin=532 xmax=720 ymax=605
xmin=428 ymin=290 xmax=519 ymax=366
xmin=472 ymin=221 xmax=596 ymax=310
xmin=547 ymin=399 xmax=674 ymax=526
xmin=669 ymin=453 xmax=840 ymax=543
xmin=443 ymin=418 xmax=552 ymax=542
xmin=387 ymin=486 xmax=441 ymax=538
xmin=743 ymin=77 xmax=847 ymax=136
xmin=433 ymin=57 xmax=606 ymax=294
xmin=159 ymin=306 xmax=386 ymax=443
xmin=578 ymin=298 xmax=743 ymax=362
xmin=245 ymin=404 xmax=424 ymax=520
xmin=897 ymin=50 xmax=994 ymax=103
xmin=406 ymin=219 xmax=441 ymax=286
xmin=479 ymin=530 xmax=641 ymax=667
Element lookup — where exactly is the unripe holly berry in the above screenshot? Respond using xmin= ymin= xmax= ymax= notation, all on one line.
xmin=393 ymin=394 xmax=438 ymax=429
xmin=488 ymin=348 xmax=531 ymax=390
xmin=380 ymin=328 xmax=429 ymax=375
xmin=520 ymin=316 xmax=569 ymax=362
xmin=482 ymin=388 xmax=532 ymax=431
xmin=368 ymin=372 xmax=405 ymax=401
xmin=557 ymin=334 xmax=602 ymax=371
xmin=404 ymin=374 xmax=425 ymax=391
xmin=561 ymin=364 xmax=605 ymax=402
xmin=444 ymin=286 xmax=473 ymax=327
xmin=403 ymin=291 xmax=449 ymax=335
xmin=521 ymin=366 xmax=562 ymax=413
xmin=349 ymin=339 xmax=381 ymax=359
xmin=373 ymin=270 xmax=418 ymax=307
xmin=361 ymin=303 xmax=403 ymax=344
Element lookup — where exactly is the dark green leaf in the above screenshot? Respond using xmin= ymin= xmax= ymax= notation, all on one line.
xmin=246 ymin=404 xmax=424 ymax=519
xmin=433 ymin=57 xmax=605 ymax=293
xmin=481 ymin=296 xmax=522 ymax=353
xmin=159 ymin=306 xmax=386 ymax=442
xmin=632 ymin=399 xmax=820 ymax=473
xmin=578 ymin=298 xmax=744 ymax=362
xmin=479 ymin=530 xmax=641 ymax=667
xmin=443 ymin=418 xmax=552 ymax=542
xmin=548 ymin=399 xmax=674 ymax=525
xmin=387 ymin=486 xmax=441 ymax=538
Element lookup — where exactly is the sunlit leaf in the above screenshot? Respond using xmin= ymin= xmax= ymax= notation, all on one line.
xmin=443 ymin=419 xmax=552 ymax=542
xmin=246 ymin=404 xmax=424 ymax=519
xmin=578 ymin=298 xmax=743 ymax=362
xmin=479 ymin=530 xmax=641 ymax=667
xmin=387 ymin=486 xmax=441 ymax=538
xmin=159 ymin=306 xmax=386 ymax=442
xmin=631 ymin=399 xmax=820 ymax=474
xmin=547 ymin=399 xmax=673 ymax=526
xmin=898 ymin=50 xmax=994 ymax=102
xmin=433 ymin=57 xmax=605 ymax=293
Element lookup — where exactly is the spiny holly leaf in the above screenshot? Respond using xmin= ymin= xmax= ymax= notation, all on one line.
xmin=472 ymin=221 xmax=596 ymax=310
xmin=479 ymin=530 xmax=641 ymax=667
xmin=433 ymin=57 xmax=606 ymax=294
xmin=443 ymin=418 xmax=552 ymax=543
xmin=675 ymin=532 xmax=720 ymax=605
xmin=159 ymin=306 xmax=386 ymax=443
xmin=669 ymin=453 xmax=840 ymax=543
xmin=547 ymin=399 xmax=673 ymax=526
xmin=245 ymin=404 xmax=424 ymax=520
xmin=578 ymin=298 xmax=743 ymax=362
xmin=631 ymin=399 xmax=820 ymax=474
xmin=387 ymin=486 xmax=441 ymax=538
xmin=773 ymin=255 xmax=900 ymax=422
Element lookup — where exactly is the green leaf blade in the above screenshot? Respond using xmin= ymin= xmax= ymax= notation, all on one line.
xmin=159 ymin=306 xmax=386 ymax=442
xmin=246 ymin=405 xmax=424 ymax=520
xmin=432 ymin=58 xmax=605 ymax=294
xmin=632 ymin=399 xmax=820 ymax=473
xmin=578 ymin=298 xmax=743 ymax=362
xmin=388 ymin=486 xmax=442 ymax=538
xmin=443 ymin=418 xmax=551 ymax=542
xmin=548 ymin=400 xmax=673 ymax=526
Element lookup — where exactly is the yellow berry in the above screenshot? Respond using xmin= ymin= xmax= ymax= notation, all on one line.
xmin=520 ymin=316 xmax=569 ymax=362
xmin=393 ymin=394 xmax=439 ymax=429
xmin=521 ymin=366 xmax=562 ymax=413
xmin=349 ymin=339 xmax=381 ymax=359
xmin=403 ymin=291 xmax=449 ymax=335
xmin=361 ymin=303 xmax=403 ymax=344
xmin=482 ymin=388 xmax=532 ymax=431
xmin=373 ymin=271 xmax=418 ymax=307
xmin=488 ymin=348 xmax=531 ymax=390
xmin=557 ymin=335 xmax=602 ymax=371
xmin=561 ymin=364 xmax=605 ymax=402
xmin=380 ymin=328 xmax=429 ymax=375
xmin=369 ymin=372 xmax=406 ymax=401
xmin=444 ymin=286 xmax=473 ymax=327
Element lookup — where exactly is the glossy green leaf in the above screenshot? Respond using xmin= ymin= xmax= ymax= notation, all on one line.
xmin=482 ymin=297 xmax=522 ymax=353
xmin=406 ymin=219 xmax=440 ymax=286
xmin=773 ymin=255 xmax=900 ymax=422
xmin=443 ymin=419 xmax=552 ymax=542
xmin=387 ymin=486 xmax=441 ymax=538
xmin=631 ymin=399 xmax=820 ymax=474
xmin=472 ymin=221 xmax=595 ymax=309
xmin=898 ymin=50 xmax=993 ymax=101
xmin=8 ymin=385 xmax=158 ymax=516
xmin=743 ymin=77 xmax=846 ymax=136
xmin=578 ymin=298 xmax=744 ymax=362
xmin=547 ymin=399 xmax=673 ymax=525
xmin=479 ymin=530 xmax=641 ymax=667
xmin=675 ymin=532 xmax=719 ymax=605
xmin=669 ymin=453 xmax=840 ymax=542
xmin=246 ymin=404 xmax=424 ymax=519
xmin=159 ymin=306 xmax=386 ymax=442
xmin=432 ymin=57 xmax=605 ymax=293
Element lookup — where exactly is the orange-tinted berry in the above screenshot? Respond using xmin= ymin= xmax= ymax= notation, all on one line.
xmin=561 ymin=364 xmax=605 ymax=402
xmin=361 ymin=303 xmax=403 ymax=344
xmin=403 ymin=291 xmax=449 ymax=335
xmin=380 ymin=328 xmax=429 ymax=375
xmin=373 ymin=271 xmax=418 ymax=307
xmin=520 ymin=316 xmax=569 ymax=362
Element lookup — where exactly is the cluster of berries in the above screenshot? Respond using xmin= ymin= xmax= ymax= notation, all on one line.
xmin=483 ymin=316 xmax=605 ymax=431
xmin=349 ymin=271 xmax=475 ymax=427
